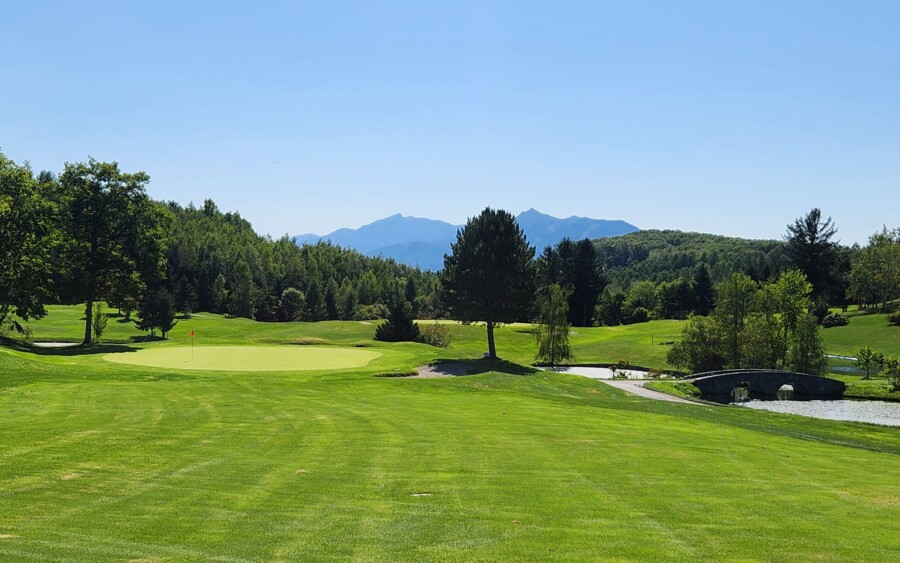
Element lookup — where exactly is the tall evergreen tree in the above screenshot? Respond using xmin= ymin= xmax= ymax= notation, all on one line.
xmin=569 ymin=239 xmax=605 ymax=327
xmin=374 ymin=300 xmax=421 ymax=342
xmin=784 ymin=208 xmax=839 ymax=300
xmin=440 ymin=208 xmax=535 ymax=359
xmin=693 ymin=264 xmax=714 ymax=316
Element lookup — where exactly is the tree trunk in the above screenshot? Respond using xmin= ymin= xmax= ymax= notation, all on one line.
xmin=486 ymin=320 xmax=497 ymax=360
xmin=83 ymin=299 xmax=93 ymax=345
xmin=83 ymin=273 xmax=96 ymax=345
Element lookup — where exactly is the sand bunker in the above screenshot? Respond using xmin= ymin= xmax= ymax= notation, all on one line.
xmin=104 ymin=345 xmax=381 ymax=372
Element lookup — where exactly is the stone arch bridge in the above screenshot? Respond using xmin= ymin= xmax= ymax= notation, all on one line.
xmin=687 ymin=369 xmax=845 ymax=398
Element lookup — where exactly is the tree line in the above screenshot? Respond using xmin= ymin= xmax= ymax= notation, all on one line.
xmin=0 ymin=153 xmax=442 ymax=343
xmin=3 ymin=150 xmax=897 ymax=357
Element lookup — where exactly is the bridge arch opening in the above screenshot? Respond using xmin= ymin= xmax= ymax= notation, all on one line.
xmin=777 ymin=384 xmax=794 ymax=400
xmin=731 ymin=381 xmax=751 ymax=402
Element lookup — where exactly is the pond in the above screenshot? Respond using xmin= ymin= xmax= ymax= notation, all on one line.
xmin=734 ymin=398 xmax=900 ymax=427
xmin=542 ymin=366 xmax=646 ymax=379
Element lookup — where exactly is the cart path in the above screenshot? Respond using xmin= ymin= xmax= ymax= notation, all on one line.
xmin=598 ymin=379 xmax=697 ymax=404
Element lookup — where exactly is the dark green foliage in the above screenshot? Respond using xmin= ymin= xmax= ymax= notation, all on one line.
xmin=692 ymin=264 xmax=714 ymax=315
xmin=596 ymin=289 xmax=625 ymax=326
xmin=821 ymin=313 xmax=849 ymax=328
xmin=325 ymin=278 xmax=340 ymax=320
xmin=374 ymin=300 xmax=421 ymax=343
xmin=784 ymin=208 xmax=840 ymax=301
xmin=162 ymin=200 xmax=436 ymax=322
xmin=656 ymin=277 xmax=696 ymax=320
xmin=788 ymin=313 xmax=827 ymax=375
xmin=594 ymin=230 xmax=789 ymax=289
xmin=889 ymin=312 xmax=900 ymax=326
xmin=536 ymin=238 xmax=606 ymax=327
xmin=278 ymin=288 xmax=306 ymax=321
xmin=0 ymin=152 xmax=56 ymax=324
xmin=622 ymin=306 xmax=650 ymax=325
xmin=136 ymin=289 xmax=178 ymax=338
xmin=669 ymin=270 xmax=825 ymax=374
xmin=440 ymin=208 xmax=536 ymax=359
xmin=810 ymin=297 xmax=829 ymax=324
xmin=667 ymin=316 xmax=727 ymax=373
xmin=305 ymin=278 xmax=326 ymax=322
xmin=714 ymin=273 xmax=757 ymax=368
xmin=57 ymin=159 xmax=170 ymax=344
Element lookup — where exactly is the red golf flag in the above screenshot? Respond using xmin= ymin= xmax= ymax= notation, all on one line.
xmin=190 ymin=329 xmax=195 ymax=337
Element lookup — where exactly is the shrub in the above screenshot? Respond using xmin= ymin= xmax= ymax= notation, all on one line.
xmin=879 ymin=356 xmax=900 ymax=391
xmin=356 ymin=303 xmax=389 ymax=321
xmin=622 ymin=307 xmax=650 ymax=325
xmin=421 ymin=323 xmax=452 ymax=348
xmin=822 ymin=313 xmax=849 ymax=328
xmin=374 ymin=301 xmax=421 ymax=343
xmin=888 ymin=312 xmax=900 ymax=326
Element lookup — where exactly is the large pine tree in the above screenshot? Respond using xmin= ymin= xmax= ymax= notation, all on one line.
xmin=440 ymin=208 xmax=535 ymax=359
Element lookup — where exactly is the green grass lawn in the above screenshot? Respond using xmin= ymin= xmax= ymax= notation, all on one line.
xmin=1 ymin=308 xmax=899 ymax=560
xmin=821 ymin=308 xmax=900 ymax=357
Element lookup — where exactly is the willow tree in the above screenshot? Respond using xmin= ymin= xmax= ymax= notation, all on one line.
xmin=534 ymin=283 xmax=573 ymax=366
xmin=440 ymin=208 xmax=535 ymax=360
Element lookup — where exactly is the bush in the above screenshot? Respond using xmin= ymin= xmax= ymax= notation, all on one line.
xmin=622 ymin=307 xmax=650 ymax=325
xmin=888 ymin=312 xmax=900 ymax=326
xmin=356 ymin=303 xmax=389 ymax=321
xmin=811 ymin=298 xmax=829 ymax=324
xmin=374 ymin=301 xmax=421 ymax=343
xmin=822 ymin=313 xmax=849 ymax=328
xmin=421 ymin=323 xmax=452 ymax=348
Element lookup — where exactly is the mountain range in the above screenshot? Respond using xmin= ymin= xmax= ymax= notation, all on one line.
xmin=293 ymin=209 xmax=639 ymax=271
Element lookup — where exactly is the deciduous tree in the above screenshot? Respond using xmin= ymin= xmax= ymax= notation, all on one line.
xmin=58 ymin=159 xmax=169 ymax=344
xmin=534 ymin=284 xmax=573 ymax=366
xmin=0 ymin=152 xmax=56 ymax=326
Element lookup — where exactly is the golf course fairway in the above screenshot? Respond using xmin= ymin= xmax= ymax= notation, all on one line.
xmin=104 ymin=345 xmax=382 ymax=371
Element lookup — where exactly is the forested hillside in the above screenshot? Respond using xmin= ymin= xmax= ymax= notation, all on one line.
xmin=163 ymin=200 xmax=440 ymax=322
xmin=594 ymin=230 xmax=790 ymax=289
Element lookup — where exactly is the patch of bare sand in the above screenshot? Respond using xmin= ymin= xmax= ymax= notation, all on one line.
xmin=0 ymin=534 xmax=18 ymax=539
xmin=413 ymin=362 xmax=473 ymax=378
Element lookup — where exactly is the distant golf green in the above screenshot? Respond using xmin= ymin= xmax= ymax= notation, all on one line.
xmin=104 ymin=345 xmax=381 ymax=371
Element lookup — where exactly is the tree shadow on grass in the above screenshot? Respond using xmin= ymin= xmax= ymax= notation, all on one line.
xmin=431 ymin=358 xmax=539 ymax=376
xmin=1 ymin=337 xmax=139 ymax=356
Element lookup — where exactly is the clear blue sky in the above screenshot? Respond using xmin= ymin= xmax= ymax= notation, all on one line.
xmin=3 ymin=1 xmax=898 ymax=244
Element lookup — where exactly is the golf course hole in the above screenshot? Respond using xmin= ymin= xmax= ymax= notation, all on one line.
xmin=104 ymin=345 xmax=382 ymax=372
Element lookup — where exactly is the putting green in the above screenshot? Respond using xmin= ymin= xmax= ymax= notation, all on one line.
xmin=104 ymin=345 xmax=382 ymax=372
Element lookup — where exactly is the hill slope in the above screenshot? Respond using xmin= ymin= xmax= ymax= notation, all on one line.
xmin=594 ymin=229 xmax=790 ymax=288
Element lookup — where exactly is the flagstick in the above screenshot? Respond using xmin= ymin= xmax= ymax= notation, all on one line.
xmin=191 ymin=333 xmax=194 ymax=361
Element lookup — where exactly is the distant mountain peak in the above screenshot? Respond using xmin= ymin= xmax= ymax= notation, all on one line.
xmin=293 ymin=210 xmax=638 ymax=271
